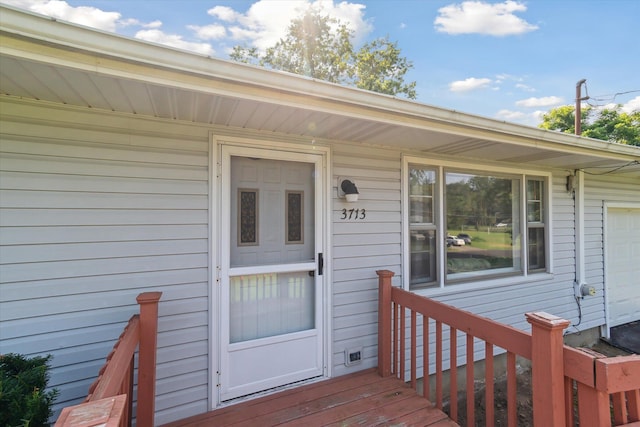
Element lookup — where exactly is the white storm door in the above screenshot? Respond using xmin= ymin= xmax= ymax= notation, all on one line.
xmin=219 ymin=145 xmax=325 ymax=402
xmin=606 ymin=207 xmax=640 ymax=328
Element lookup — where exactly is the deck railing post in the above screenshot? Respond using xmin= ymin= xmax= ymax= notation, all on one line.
xmin=136 ymin=292 xmax=162 ymax=427
xmin=526 ymin=312 xmax=570 ymax=427
xmin=377 ymin=270 xmax=394 ymax=377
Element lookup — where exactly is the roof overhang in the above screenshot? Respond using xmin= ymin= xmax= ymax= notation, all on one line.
xmin=1 ymin=5 xmax=639 ymax=178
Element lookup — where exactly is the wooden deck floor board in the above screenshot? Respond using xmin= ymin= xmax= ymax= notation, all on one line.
xmin=162 ymin=369 xmax=456 ymax=427
xmin=240 ymin=377 xmax=406 ymax=426
xmin=328 ymin=394 xmax=450 ymax=427
xmin=276 ymin=384 xmax=416 ymax=427
xmin=213 ymin=369 xmax=378 ymax=417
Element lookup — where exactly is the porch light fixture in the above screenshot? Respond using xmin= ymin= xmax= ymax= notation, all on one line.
xmin=338 ymin=178 xmax=359 ymax=202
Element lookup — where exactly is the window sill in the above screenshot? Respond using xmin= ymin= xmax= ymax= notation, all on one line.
xmin=408 ymin=272 xmax=555 ymax=299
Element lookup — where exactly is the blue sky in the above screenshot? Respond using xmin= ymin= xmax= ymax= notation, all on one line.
xmin=3 ymin=0 xmax=639 ymax=126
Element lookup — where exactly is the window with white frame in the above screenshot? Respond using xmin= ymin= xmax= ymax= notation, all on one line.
xmin=526 ymin=178 xmax=546 ymax=271
xmin=406 ymin=160 xmax=548 ymax=289
xmin=408 ymin=167 xmax=437 ymax=287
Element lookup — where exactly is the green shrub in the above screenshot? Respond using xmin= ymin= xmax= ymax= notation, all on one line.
xmin=0 ymin=353 xmax=58 ymax=427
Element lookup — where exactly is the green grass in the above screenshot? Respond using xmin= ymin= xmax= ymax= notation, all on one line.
xmin=450 ymin=228 xmax=512 ymax=250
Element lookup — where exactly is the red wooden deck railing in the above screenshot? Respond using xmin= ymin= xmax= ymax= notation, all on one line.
xmin=377 ymin=270 xmax=640 ymax=427
xmin=55 ymin=292 xmax=162 ymax=427
xmin=564 ymin=346 xmax=640 ymax=426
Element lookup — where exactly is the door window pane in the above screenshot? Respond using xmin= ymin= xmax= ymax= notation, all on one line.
xmin=238 ymin=189 xmax=258 ymax=245
xmin=230 ymin=157 xmax=315 ymax=267
xmin=230 ymin=272 xmax=315 ymax=343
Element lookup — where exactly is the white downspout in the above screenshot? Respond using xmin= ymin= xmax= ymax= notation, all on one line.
xmin=574 ymin=170 xmax=587 ymax=295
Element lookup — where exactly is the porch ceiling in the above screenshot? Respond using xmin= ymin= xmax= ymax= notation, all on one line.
xmin=1 ymin=6 xmax=639 ymax=178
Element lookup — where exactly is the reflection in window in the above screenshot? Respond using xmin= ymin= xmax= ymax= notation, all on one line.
xmin=406 ymin=161 xmax=548 ymax=289
xmin=409 ymin=167 xmax=437 ymax=287
xmin=445 ymin=172 xmax=521 ymax=280
xmin=527 ymin=179 xmax=546 ymax=270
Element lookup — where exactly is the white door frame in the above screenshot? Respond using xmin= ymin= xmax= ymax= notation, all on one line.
xmin=602 ymin=201 xmax=640 ymax=338
xmin=209 ymin=133 xmax=332 ymax=407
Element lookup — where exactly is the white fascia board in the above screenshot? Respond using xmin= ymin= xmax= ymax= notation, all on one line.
xmin=2 ymin=4 xmax=640 ymax=163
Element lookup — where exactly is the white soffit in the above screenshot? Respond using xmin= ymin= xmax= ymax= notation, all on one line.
xmin=1 ymin=5 xmax=639 ymax=178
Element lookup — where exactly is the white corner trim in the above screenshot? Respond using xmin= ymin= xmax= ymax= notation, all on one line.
xmin=575 ymin=170 xmax=585 ymax=287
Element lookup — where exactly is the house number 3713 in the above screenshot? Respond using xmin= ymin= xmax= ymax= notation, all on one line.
xmin=341 ymin=208 xmax=366 ymax=220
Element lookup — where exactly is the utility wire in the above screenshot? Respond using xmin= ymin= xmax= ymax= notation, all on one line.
xmin=580 ymin=160 xmax=640 ymax=175
xmin=583 ymin=82 xmax=640 ymax=107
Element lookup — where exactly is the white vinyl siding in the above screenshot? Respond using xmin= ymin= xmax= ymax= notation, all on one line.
xmin=0 ymin=99 xmax=210 ymax=425
xmin=439 ymin=175 xmax=578 ymax=321
xmin=329 ymin=152 xmax=587 ymax=377
xmin=3 ymin=96 xmax=639 ymax=425
xmin=328 ymin=147 xmax=620 ymax=378
xmin=331 ymin=144 xmax=401 ymax=376
xmin=387 ymin=174 xmax=581 ymax=377
xmin=583 ymin=174 xmax=640 ymax=329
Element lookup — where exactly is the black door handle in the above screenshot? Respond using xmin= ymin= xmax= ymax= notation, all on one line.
xmin=318 ymin=253 xmax=324 ymax=276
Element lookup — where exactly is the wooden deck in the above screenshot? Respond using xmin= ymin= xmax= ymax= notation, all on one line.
xmin=162 ymin=368 xmax=457 ymax=427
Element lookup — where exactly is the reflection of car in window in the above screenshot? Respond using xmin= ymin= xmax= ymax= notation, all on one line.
xmin=457 ymin=233 xmax=472 ymax=245
xmin=446 ymin=235 xmax=465 ymax=246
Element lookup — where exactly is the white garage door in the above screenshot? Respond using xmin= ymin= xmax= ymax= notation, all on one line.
xmin=606 ymin=207 xmax=640 ymax=328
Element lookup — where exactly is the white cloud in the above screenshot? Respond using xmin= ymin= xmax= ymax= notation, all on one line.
xmin=146 ymin=20 xmax=162 ymax=29
xmin=135 ymin=29 xmax=214 ymax=56
xmin=515 ymin=83 xmax=535 ymax=92
xmin=531 ymin=110 xmax=547 ymax=123
xmin=208 ymin=5 xmax=242 ymax=23
xmin=120 ymin=19 xmax=162 ymax=29
xmin=493 ymin=74 xmax=534 ymax=92
xmin=2 ymin=0 xmax=215 ymax=55
xmin=495 ymin=109 xmax=526 ymax=120
xmin=495 ymin=73 xmax=529 ymax=84
xmin=435 ymin=1 xmax=538 ymax=36
xmin=449 ymin=77 xmax=492 ymax=92
xmin=494 ymin=74 xmax=510 ymax=84
xmin=205 ymin=0 xmax=373 ymax=52
xmin=495 ymin=109 xmax=543 ymax=126
xmin=2 ymin=0 xmax=374 ymax=58
xmin=2 ymin=0 xmax=163 ymax=32
xmin=515 ymin=96 xmax=564 ymax=108
xmin=621 ymin=96 xmax=640 ymax=114
xmin=3 ymin=0 xmax=121 ymax=31
xmin=590 ymin=96 xmax=640 ymax=116
xmin=228 ymin=26 xmax=262 ymax=41
xmin=188 ymin=24 xmax=227 ymax=40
